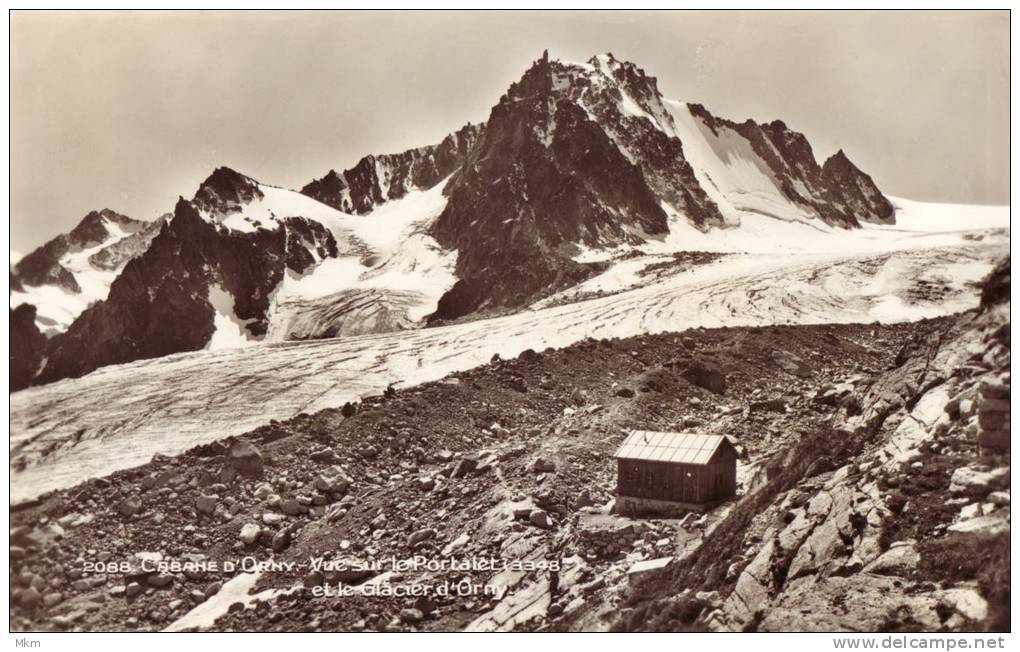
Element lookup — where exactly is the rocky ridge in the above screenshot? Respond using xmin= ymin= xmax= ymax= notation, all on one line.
xmin=11 ymin=51 xmax=904 ymax=390
xmin=300 ymin=123 xmax=483 ymax=214
xmin=11 ymin=209 xmax=147 ymax=294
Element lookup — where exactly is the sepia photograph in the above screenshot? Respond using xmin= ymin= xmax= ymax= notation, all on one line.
xmin=7 ymin=8 xmax=1012 ymax=641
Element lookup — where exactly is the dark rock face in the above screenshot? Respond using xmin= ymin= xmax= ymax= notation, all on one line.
xmin=35 ymin=198 xmax=338 ymax=385
xmin=301 ymin=123 xmax=483 ymax=214
xmin=980 ymin=257 xmax=1011 ymax=310
xmin=429 ymin=53 xmax=714 ymax=320
xmin=570 ymin=55 xmax=723 ymax=229
xmin=10 ymin=304 xmax=46 ymax=392
xmin=13 ymin=236 xmax=80 ymax=292
xmin=88 ymin=217 xmax=166 ymax=271
xmin=687 ymin=103 xmax=894 ymax=227
xmin=68 ymin=209 xmax=141 ymax=245
xmin=193 ymin=167 xmax=264 ymax=216
xmin=821 ymin=150 xmax=896 ymax=224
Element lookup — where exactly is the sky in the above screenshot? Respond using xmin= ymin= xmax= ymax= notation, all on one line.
xmin=10 ymin=10 xmax=1009 ymax=254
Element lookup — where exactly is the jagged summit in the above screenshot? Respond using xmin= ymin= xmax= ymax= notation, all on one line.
xmin=66 ymin=209 xmax=142 ymax=248
xmin=193 ymin=166 xmax=264 ymax=216
xmin=821 ymin=149 xmax=895 ymax=224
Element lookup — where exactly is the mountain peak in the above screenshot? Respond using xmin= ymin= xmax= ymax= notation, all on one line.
xmin=193 ymin=166 xmax=263 ymax=216
xmin=68 ymin=208 xmax=138 ymax=246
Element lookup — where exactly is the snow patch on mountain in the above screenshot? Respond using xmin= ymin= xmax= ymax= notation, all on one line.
xmin=264 ymin=179 xmax=457 ymax=339
xmin=205 ymin=284 xmax=258 ymax=350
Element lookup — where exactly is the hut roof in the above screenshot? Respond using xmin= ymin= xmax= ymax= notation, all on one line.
xmin=613 ymin=431 xmax=731 ymax=465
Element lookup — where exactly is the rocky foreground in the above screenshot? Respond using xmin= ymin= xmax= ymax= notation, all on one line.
xmin=9 ymin=262 xmax=1010 ymax=633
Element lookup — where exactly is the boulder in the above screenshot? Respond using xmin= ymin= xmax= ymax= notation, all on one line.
xmin=239 ymin=523 xmax=261 ymax=545
xmin=987 ymin=491 xmax=1010 ymax=506
xmin=20 ymin=587 xmax=41 ymax=609
xmin=309 ymin=449 xmax=337 ymax=464
xmin=450 ymin=456 xmax=478 ymax=478
xmin=863 ymin=542 xmax=919 ymax=576
xmin=313 ymin=469 xmax=352 ymax=494
xmin=772 ymin=351 xmax=812 ymax=378
xmin=416 ymin=476 xmax=436 ymax=491
xmin=750 ymin=399 xmax=788 ymax=413
xmin=940 ymin=588 xmax=989 ymax=622
xmin=280 ymin=499 xmax=308 ymax=516
xmin=529 ymin=510 xmax=553 ymax=529
xmin=195 ymin=494 xmax=219 ymax=515
xmin=272 ymin=527 xmax=292 ymax=553
xmin=407 ymin=528 xmax=437 ymax=547
xmin=117 ymin=496 xmax=143 ymax=518
xmin=948 ymin=467 xmax=1009 ymax=496
xmin=533 ymin=458 xmax=556 ymax=473
xmin=229 ymin=440 xmax=264 ymax=478
xmin=681 ymin=359 xmax=726 ymax=394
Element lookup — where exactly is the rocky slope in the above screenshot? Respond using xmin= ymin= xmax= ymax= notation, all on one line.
xmin=615 ymin=259 xmax=1010 ymax=632
xmin=11 ymin=51 xmax=908 ymax=389
xmin=8 ymin=315 xmax=953 ymax=632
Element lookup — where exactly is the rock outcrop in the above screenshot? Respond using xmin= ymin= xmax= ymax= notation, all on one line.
xmin=10 ymin=304 xmax=46 ymax=392
xmin=36 ymin=196 xmax=338 ymax=384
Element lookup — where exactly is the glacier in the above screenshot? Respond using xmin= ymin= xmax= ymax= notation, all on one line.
xmin=9 ymin=198 xmax=1008 ymax=504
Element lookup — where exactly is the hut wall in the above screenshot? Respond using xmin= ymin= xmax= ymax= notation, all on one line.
xmin=617 ymin=457 xmax=736 ymax=505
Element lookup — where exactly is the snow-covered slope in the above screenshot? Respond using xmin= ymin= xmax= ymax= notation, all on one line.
xmin=265 ymin=179 xmax=457 ymax=340
xmin=666 ymin=98 xmax=816 ymax=226
xmin=10 ymin=210 xmax=162 ymax=334
xmin=9 ymin=199 xmax=1008 ymax=503
xmin=190 ymin=172 xmax=458 ymax=345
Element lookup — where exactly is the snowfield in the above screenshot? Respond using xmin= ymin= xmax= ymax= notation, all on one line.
xmin=9 ymin=198 xmax=1008 ymax=504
